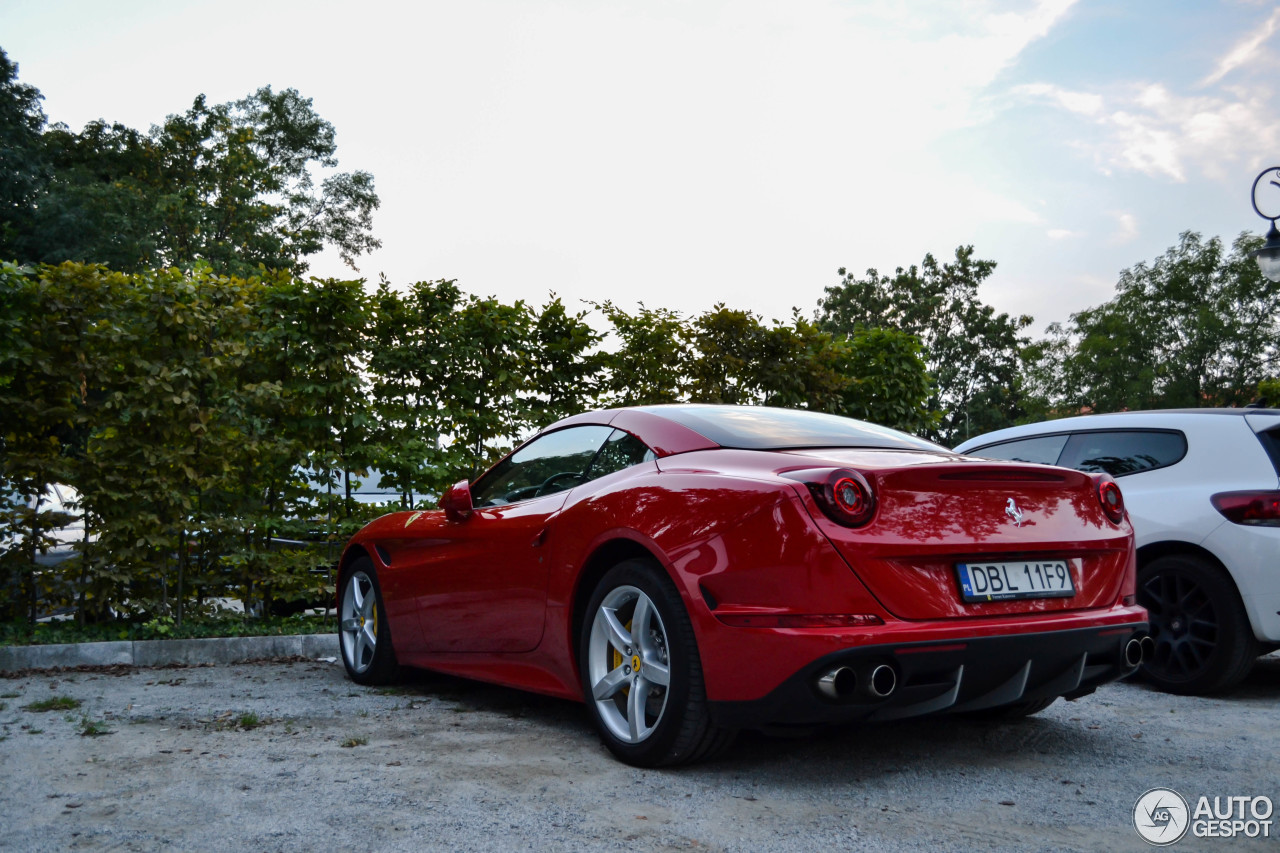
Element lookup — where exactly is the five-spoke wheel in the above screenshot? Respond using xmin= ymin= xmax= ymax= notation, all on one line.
xmin=339 ymin=558 xmax=398 ymax=685
xmin=586 ymin=584 xmax=673 ymax=744
xmin=579 ymin=559 xmax=732 ymax=767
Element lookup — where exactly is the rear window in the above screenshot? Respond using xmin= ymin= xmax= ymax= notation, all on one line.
xmin=1057 ymin=430 xmax=1187 ymax=477
xmin=640 ymin=405 xmax=942 ymax=452
xmin=967 ymin=434 xmax=1069 ymax=466
xmin=1256 ymin=426 xmax=1280 ymax=477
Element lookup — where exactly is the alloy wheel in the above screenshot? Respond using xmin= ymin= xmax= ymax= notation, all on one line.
xmin=340 ymin=570 xmax=378 ymax=675
xmin=1141 ymin=566 xmax=1218 ymax=683
xmin=586 ymin=584 xmax=672 ymax=744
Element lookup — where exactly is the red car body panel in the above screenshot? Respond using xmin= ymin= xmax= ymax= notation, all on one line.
xmin=341 ymin=405 xmax=1146 ymax=723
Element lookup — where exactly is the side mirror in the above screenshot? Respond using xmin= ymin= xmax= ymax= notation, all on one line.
xmin=440 ymin=479 xmax=474 ymax=522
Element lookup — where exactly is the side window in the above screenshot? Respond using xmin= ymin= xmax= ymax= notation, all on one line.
xmin=471 ymin=425 xmax=614 ymax=506
xmin=1057 ymin=430 xmax=1187 ymax=477
xmin=968 ymin=434 xmax=1069 ymax=466
xmin=585 ymin=429 xmax=655 ymax=481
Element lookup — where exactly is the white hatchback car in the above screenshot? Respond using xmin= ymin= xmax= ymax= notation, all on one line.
xmin=2 ymin=483 xmax=89 ymax=565
xmin=955 ymin=409 xmax=1280 ymax=695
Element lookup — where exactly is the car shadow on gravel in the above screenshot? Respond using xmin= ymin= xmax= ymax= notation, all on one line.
xmin=1113 ymin=653 xmax=1280 ymax=702
xmin=1213 ymin=652 xmax=1280 ymax=700
xmin=713 ymin=712 xmax=1132 ymax=777
xmin=375 ymin=666 xmax=592 ymax=733
xmin=371 ymin=664 xmax=1143 ymax=777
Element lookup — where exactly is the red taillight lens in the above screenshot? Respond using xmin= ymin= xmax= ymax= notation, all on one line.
xmin=832 ymin=476 xmax=869 ymax=516
xmin=783 ymin=468 xmax=877 ymax=527
xmin=1211 ymin=491 xmax=1280 ymax=526
xmin=1095 ymin=476 xmax=1125 ymax=524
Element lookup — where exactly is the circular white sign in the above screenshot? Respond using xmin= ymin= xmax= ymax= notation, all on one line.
xmin=1133 ymin=788 xmax=1190 ymax=846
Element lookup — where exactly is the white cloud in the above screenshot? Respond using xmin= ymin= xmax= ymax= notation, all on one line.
xmin=1201 ymin=6 xmax=1280 ymax=86
xmin=1015 ymin=82 xmax=1103 ymax=115
xmin=1047 ymin=228 xmax=1080 ymax=240
xmin=1017 ymin=80 xmax=1280 ymax=182
xmin=1010 ymin=7 xmax=1280 ymax=184
xmin=1109 ymin=212 xmax=1139 ymax=245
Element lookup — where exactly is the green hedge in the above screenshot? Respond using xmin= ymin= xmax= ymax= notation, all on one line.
xmin=1 ymin=262 xmax=936 ymax=625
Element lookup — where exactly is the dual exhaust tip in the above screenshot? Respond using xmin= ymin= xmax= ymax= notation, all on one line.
xmin=817 ymin=632 xmax=1152 ymax=703
xmin=1124 ymin=634 xmax=1155 ymax=670
xmin=816 ymin=663 xmax=897 ymax=702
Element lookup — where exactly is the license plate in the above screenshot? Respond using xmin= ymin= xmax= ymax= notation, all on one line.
xmin=956 ymin=560 xmax=1075 ymax=602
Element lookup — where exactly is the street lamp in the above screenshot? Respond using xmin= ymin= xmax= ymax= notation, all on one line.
xmin=1250 ymin=166 xmax=1280 ymax=282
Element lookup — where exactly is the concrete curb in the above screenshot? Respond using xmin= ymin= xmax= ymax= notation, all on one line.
xmin=0 ymin=632 xmax=339 ymax=672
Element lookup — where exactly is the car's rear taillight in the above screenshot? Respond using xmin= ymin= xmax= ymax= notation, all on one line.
xmin=1093 ymin=474 xmax=1125 ymax=524
xmin=1211 ymin=491 xmax=1280 ymax=526
xmin=783 ymin=468 xmax=877 ymax=528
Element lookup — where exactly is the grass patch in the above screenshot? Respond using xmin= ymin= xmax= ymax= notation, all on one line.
xmin=340 ymin=736 xmax=368 ymax=748
xmin=1 ymin=614 xmax=332 ymax=647
xmin=236 ymin=712 xmax=263 ymax=730
xmin=207 ymin=710 xmax=269 ymax=731
xmin=23 ymin=696 xmax=81 ymax=712
xmin=78 ymin=716 xmax=113 ymax=737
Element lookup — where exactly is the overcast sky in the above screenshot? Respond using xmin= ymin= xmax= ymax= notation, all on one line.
xmin=4 ymin=0 xmax=1280 ymax=333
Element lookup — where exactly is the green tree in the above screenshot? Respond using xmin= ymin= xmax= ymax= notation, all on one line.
xmin=11 ymin=79 xmax=380 ymax=276
xmin=817 ymin=245 xmax=1032 ymax=444
xmin=366 ymin=278 xmax=458 ymax=503
xmin=593 ymin=301 xmax=936 ymax=433
xmin=832 ymin=327 xmax=937 ymax=434
xmin=1036 ymin=231 xmax=1280 ymax=413
xmin=528 ymin=296 xmax=604 ymax=425
xmin=592 ymin=301 xmax=691 ymax=406
xmin=0 ymin=49 xmax=47 ymax=260
xmin=685 ymin=306 xmax=778 ymax=405
xmin=0 ymin=261 xmax=104 ymax=622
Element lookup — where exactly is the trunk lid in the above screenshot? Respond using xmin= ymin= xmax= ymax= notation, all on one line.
xmin=780 ymin=450 xmax=1133 ymax=620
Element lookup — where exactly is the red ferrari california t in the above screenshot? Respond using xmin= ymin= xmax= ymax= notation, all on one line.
xmin=337 ymin=405 xmax=1149 ymax=766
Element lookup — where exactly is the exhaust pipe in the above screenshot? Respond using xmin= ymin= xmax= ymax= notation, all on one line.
xmin=816 ymin=666 xmax=857 ymax=700
xmin=864 ymin=664 xmax=897 ymax=699
xmin=816 ymin=663 xmax=898 ymax=701
xmin=1140 ymin=635 xmax=1155 ymax=662
xmin=1123 ymin=636 xmax=1147 ymax=669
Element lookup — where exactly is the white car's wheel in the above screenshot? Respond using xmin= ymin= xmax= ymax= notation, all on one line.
xmin=1138 ymin=554 xmax=1257 ymax=695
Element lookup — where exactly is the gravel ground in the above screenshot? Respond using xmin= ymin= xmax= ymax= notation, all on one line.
xmin=1 ymin=654 xmax=1277 ymax=852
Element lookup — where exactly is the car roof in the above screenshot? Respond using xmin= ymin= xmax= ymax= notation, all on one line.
xmin=546 ymin=404 xmax=945 ymax=454
xmin=955 ymin=407 xmax=1280 ymax=452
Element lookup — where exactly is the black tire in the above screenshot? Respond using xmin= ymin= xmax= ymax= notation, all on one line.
xmin=579 ymin=559 xmax=733 ymax=767
xmin=1138 ymin=554 xmax=1257 ymax=695
xmin=338 ymin=557 xmax=398 ymax=685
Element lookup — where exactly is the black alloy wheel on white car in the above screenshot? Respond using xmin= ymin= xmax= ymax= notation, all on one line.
xmin=1138 ymin=554 xmax=1258 ymax=695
